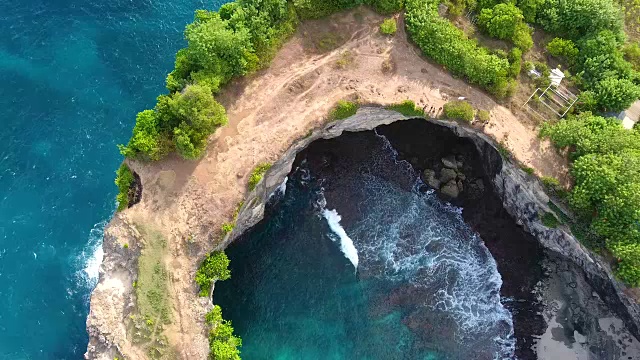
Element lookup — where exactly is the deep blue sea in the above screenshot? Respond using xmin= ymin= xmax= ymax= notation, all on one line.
xmin=0 ymin=1 xmax=223 ymax=358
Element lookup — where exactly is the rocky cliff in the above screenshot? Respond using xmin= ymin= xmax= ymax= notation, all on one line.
xmin=229 ymin=106 xmax=640 ymax=343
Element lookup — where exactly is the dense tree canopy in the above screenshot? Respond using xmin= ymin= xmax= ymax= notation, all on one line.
xmin=541 ymin=113 xmax=640 ymax=285
xmin=531 ymin=0 xmax=640 ymax=112
xmin=537 ymin=0 xmax=625 ymax=39
xmin=405 ymin=0 xmax=514 ymax=97
xmin=478 ymin=3 xmax=533 ymax=51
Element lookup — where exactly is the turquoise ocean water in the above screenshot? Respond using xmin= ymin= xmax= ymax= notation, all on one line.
xmin=0 ymin=1 xmax=223 ymax=358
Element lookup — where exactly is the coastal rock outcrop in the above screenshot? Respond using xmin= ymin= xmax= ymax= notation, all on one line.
xmin=86 ymin=215 xmax=140 ymax=360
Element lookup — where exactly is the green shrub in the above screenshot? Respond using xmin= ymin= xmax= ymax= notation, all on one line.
xmin=329 ymin=100 xmax=359 ymax=120
xmin=541 ymin=212 xmax=559 ymax=228
xmin=535 ymin=0 xmax=624 ymax=39
xmin=476 ymin=109 xmax=490 ymax=122
xmin=512 ymin=23 xmax=533 ymax=51
xmin=195 ymin=251 xmax=231 ymax=297
xmin=386 ymin=100 xmax=425 ymax=116
xmin=522 ymin=166 xmax=535 ymax=175
xmin=546 ymin=38 xmax=578 ymax=62
xmin=508 ymin=48 xmax=522 ymax=77
xmin=248 ymin=163 xmax=272 ymax=191
xmin=380 ymin=18 xmax=397 ymax=35
xmin=115 ymin=164 xmax=135 ymax=212
xmin=517 ymin=0 xmax=543 ymax=23
xmin=443 ymin=100 xmax=474 ymax=122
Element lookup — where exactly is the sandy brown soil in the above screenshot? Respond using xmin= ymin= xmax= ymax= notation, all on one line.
xmin=101 ymin=7 xmax=569 ymax=359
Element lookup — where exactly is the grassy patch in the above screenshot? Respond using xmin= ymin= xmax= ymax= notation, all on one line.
xmin=315 ymin=32 xmax=343 ymax=52
xmin=380 ymin=18 xmax=397 ymax=35
xmin=329 ymin=100 xmax=359 ymax=121
xmin=381 ymin=57 xmax=394 ymax=73
xmin=443 ymin=100 xmax=474 ymax=122
xmin=233 ymin=201 xmax=244 ymax=220
xmin=522 ymin=166 xmax=535 ymax=175
xmin=496 ymin=140 xmax=511 ymax=159
xmin=115 ymin=163 xmax=135 ymax=211
xmin=386 ymin=100 xmax=425 ymax=117
xmin=334 ymin=51 xmax=354 ymax=69
xmin=248 ymin=163 xmax=272 ymax=191
xmin=541 ymin=212 xmax=559 ymax=228
xmin=206 ymin=305 xmax=242 ymax=360
xmin=541 ymin=176 xmax=569 ymax=198
xmin=130 ymin=224 xmax=173 ymax=358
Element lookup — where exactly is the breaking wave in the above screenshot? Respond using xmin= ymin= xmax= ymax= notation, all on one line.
xmin=322 ymin=208 xmax=359 ymax=271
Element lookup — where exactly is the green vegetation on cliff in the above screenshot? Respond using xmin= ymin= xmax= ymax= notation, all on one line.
xmin=248 ymin=163 xmax=272 ymax=191
xmin=195 ymin=251 xmax=231 ymax=297
xmin=541 ymin=114 xmax=640 ymax=285
xmin=195 ymin=251 xmax=241 ymax=359
xmin=443 ymin=100 xmax=475 ymax=122
xmin=206 ymin=306 xmax=242 ymax=360
xmin=386 ymin=100 xmax=425 ymax=117
xmin=115 ymin=164 xmax=134 ymax=211
xmin=329 ymin=100 xmax=360 ymax=121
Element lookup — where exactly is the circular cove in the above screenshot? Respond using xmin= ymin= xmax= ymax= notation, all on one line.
xmin=214 ymin=128 xmax=533 ymax=360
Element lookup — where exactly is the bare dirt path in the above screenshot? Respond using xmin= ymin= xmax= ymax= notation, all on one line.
xmin=92 ymin=7 xmax=568 ymax=359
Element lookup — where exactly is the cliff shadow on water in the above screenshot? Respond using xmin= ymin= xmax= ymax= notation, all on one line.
xmin=215 ymin=116 xmax=640 ymax=360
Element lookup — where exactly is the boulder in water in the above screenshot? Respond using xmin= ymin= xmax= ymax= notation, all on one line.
xmin=440 ymin=168 xmax=457 ymax=183
xmin=441 ymin=180 xmax=460 ymax=198
xmin=423 ymin=169 xmax=441 ymax=189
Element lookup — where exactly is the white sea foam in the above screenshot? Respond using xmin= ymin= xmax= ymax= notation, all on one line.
xmin=322 ymin=209 xmax=359 ymax=270
xmin=269 ymin=176 xmax=288 ymax=199
xmin=349 ymin=173 xmax=516 ymax=359
xmin=76 ymin=220 xmax=107 ymax=288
